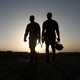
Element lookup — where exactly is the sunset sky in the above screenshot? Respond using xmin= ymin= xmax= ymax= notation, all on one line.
xmin=0 ymin=0 xmax=80 ymax=53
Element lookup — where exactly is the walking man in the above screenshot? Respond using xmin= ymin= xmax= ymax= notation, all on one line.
xmin=42 ymin=12 xmax=60 ymax=63
xmin=24 ymin=15 xmax=41 ymax=62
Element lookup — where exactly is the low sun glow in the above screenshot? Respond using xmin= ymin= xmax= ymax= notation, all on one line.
xmin=35 ymin=43 xmax=45 ymax=53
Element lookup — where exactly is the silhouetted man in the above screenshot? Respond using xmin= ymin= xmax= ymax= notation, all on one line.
xmin=42 ymin=12 xmax=60 ymax=63
xmin=24 ymin=15 xmax=41 ymax=62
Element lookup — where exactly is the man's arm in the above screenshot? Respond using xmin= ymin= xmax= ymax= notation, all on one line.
xmin=56 ymin=23 xmax=60 ymax=42
xmin=42 ymin=23 xmax=45 ymax=43
xmin=24 ymin=26 xmax=29 ymax=42
xmin=42 ymin=23 xmax=45 ymax=38
xmin=37 ymin=25 xmax=41 ymax=43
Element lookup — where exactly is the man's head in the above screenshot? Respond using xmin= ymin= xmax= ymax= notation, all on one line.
xmin=47 ymin=12 xmax=52 ymax=19
xmin=29 ymin=15 xmax=35 ymax=22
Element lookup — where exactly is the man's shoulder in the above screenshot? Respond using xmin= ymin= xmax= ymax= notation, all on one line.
xmin=34 ymin=22 xmax=39 ymax=25
xmin=52 ymin=19 xmax=58 ymax=23
xmin=27 ymin=23 xmax=31 ymax=26
xmin=43 ymin=19 xmax=58 ymax=23
xmin=43 ymin=20 xmax=48 ymax=24
xmin=34 ymin=22 xmax=40 ymax=28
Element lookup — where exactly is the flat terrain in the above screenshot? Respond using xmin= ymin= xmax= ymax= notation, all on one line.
xmin=0 ymin=52 xmax=80 ymax=80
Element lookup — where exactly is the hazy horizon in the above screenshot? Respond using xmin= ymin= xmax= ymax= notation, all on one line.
xmin=0 ymin=0 xmax=80 ymax=53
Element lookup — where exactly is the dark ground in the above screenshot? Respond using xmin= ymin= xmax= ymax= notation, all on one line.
xmin=0 ymin=52 xmax=80 ymax=80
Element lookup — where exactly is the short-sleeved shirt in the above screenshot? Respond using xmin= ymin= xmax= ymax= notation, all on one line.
xmin=42 ymin=19 xmax=59 ymax=44
xmin=26 ymin=22 xmax=40 ymax=47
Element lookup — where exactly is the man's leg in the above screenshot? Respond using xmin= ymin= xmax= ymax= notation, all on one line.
xmin=45 ymin=43 xmax=50 ymax=63
xmin=29 ymin=48 xmax=34 ymax=62
xmin=51 ymin=44 xmax=56 ymax=62
xmin=29 ymin=39 xmax=35 ymax=62
xmin=29 ymin=39 xmax=38 ymax=62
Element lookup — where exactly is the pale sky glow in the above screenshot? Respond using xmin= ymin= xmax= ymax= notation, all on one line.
xmin=0 ymin=0 xmax=80 ymax=53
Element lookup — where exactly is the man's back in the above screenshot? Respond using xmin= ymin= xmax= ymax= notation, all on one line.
xmin=42 ymin=12 xmax=60 ymax=62
xmin=43 ymin=19 xmax=59 ymax=39
xmin=24 ymin=15 xmax=41 ymax=62
xmin=27 ymin=22 xmax=40 ymax=38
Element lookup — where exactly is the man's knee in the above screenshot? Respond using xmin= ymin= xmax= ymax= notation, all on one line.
xmin=46 ymin=47 xmax=49 ymax=53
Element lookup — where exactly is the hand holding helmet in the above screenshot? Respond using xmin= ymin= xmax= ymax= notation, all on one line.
xmin=57 ymin=38 xmax=60 ymax=42
xmin=55 ymin=40 xmax=64 ymax=51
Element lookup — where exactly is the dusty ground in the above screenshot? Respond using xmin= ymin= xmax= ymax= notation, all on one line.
xmin=0 ymin=52 xmax=80 ymax=80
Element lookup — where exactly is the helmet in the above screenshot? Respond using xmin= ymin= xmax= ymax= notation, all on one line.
xmin=55 ymin=42 xmax=64 ymax=51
